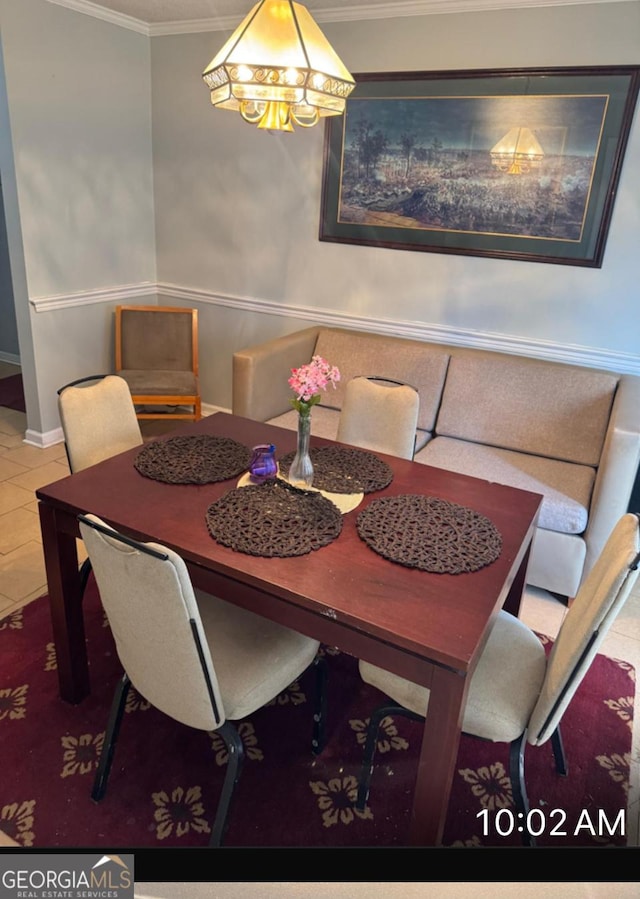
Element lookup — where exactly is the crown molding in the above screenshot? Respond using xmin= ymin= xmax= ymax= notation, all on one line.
xmin=43 ymin=0 xmax=637 ymax=37
xmin=44 ymin=0 xmax=150 ymax=34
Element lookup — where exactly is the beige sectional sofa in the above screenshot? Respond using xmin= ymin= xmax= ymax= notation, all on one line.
xmin=233 ymin=325 xmax=640 ymax=598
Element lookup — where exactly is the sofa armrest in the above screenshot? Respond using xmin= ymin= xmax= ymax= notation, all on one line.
xmin=583 ymin=373 xmax=640 ymax=577
xmin=232 ymin=326 xmax=321 ymax=421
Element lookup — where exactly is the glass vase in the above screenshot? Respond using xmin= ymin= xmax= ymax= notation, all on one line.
xmin=288 ymin=413 xmax=314 ymax=489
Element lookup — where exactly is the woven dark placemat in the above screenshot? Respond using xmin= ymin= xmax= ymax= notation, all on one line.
xmin=205 ymin=479 xmax=343 ymax=557
xmin=278 ymin=445 xmax=393 ymax=494
xmin=356 ymin=494 xmax=503 ymax=574
xmin=134 ymin=434 xmax=252 ymax=485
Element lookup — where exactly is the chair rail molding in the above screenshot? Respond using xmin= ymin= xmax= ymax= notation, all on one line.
xmin=158 ymin=280 xmax=640 ymax=377
xmin=26 ymin=278 xmax=640 ymax=377
xmin=30 ymin=282 xmax=157 ymax=313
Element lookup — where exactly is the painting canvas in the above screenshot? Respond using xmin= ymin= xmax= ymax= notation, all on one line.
xmin=319 ymin=68 xmax=640 ymax=266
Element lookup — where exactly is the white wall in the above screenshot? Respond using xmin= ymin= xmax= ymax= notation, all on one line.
xmin=1 ymin=0 xmax=639 ymax=438
xmin=152 ymin=2 xmax=640 ymax=410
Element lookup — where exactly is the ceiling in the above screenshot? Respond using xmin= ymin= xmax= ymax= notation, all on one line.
xmin=46 ymin=0 xmax=631 ymax=34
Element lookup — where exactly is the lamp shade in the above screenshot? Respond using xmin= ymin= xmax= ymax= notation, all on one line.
xmin=202 ymin=0 xmax=355 ymax=131
xmin=490 ymin=127 xmax=545 ymax=174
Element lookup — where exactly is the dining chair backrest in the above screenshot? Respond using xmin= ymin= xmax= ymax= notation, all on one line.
xmin=79 ymin=513 xmax=224 ymax=732
xmin=114 ymin=305 xmax=201 ymax=421
xmin=528 ymin=511 xmax=640 ymax=745
xmin=57 ymin=374 xmax=143 ymax=472
xmin=336 ymin=375 xmax=420 ymax=460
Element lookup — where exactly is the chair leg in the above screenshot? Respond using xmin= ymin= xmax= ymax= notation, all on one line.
xmin=311 ymin=655 xmax=328 ymax=756
xmin=92 ymin=673 xmax=131 ymax=802
xmin=551 ymin=725 xmax=568 ymax=776
xmin=356 ymin=703 xmax=422 ymax=811
xmin=79 ymin=557 xmax=92 ymax=599
xmin=509 ymin=732 xmax=535 ymax=847
xmin=209 ymin=721 xmax=245 ymax=848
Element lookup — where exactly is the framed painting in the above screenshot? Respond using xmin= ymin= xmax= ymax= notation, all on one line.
xmin=319 ymin=66 xmax=640 ymax=267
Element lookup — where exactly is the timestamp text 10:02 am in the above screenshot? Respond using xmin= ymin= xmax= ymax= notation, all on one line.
xmin=476 ymin=807 xmax=625 ymax=838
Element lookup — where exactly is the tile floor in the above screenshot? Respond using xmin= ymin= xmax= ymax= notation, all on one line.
xmin=1 ymin=362 xmax=639 ymax=846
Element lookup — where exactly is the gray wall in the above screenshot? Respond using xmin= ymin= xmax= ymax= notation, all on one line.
xmin=0 ymin=177 xmax=18 ymax=359
xmin=0 ymin=0 xmax=156 ymax=434
xmin=0 ymin=0 xmax=639 ymax=438
xmin=151 ymin=2 xmax=640 ymax=411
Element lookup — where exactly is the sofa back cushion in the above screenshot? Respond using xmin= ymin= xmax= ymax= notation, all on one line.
xmin=436 ymin=352 xmax=618 ymax=466
xmin=313 ymin=328 xmax=449 ymax=432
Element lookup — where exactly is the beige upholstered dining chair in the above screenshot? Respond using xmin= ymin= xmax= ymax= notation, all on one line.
xmin=336 ymin=376 xmax=420 ymax=460
xmin=57 ymin=374 xmax=144 ymax=597
xmin=355 ymin=512 xmax=640 ymax=846
xmin=79 ymin=513 xmax=328 ymax=848
xmin=115 ymin=305 xmax=201 ymax=422
xmin=57 ymin=374 xmax=143 ymax=473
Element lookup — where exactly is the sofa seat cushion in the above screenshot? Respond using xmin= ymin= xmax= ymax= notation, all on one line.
xmin=415 ymin=436 xmax=595 ymax=534
xmin=313 ymin=328 xmax=450 ymax=433
xmin=435 ymin=353 xmax=618 ymax=466
xmin=268 ymin=406 xmax=431 ymax=452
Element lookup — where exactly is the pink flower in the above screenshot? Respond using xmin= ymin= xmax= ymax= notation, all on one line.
xmin=288 ymin=356 xmax=340 ymax=415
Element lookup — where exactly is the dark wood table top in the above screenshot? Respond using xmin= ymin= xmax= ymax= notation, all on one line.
xmin=37 ymin=412 xmax=542 ymax=678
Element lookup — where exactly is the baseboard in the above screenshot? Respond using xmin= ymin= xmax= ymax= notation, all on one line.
xmin=22 ymin=406 xmax=228 ymax=449
xmin=24 ymin=427 xmax=64 ymax=449
xmin=202 ymin=403 xmax=229 ymax=417
xmin=0 ymin=351 xmax=20 ymax=366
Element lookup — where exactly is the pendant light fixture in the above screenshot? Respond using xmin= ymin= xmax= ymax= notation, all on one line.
xmin=202 ymin=0 xmax=356 ymax=132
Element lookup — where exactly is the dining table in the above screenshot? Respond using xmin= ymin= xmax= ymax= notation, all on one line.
xmin=36 ymin=411 xmax=542 ymax=847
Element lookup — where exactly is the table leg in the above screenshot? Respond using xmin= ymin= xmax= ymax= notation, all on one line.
xmin=408 ymin=665 xmax=466 ymax=846
xmin=503 ymin=541 xmax=532 ymax=617
xmin=38 ymin=502 xmax=90 ymax=704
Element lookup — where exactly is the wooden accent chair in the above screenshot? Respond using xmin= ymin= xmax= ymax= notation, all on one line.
xmin=115 ymin=305 xmax=201 ymax=422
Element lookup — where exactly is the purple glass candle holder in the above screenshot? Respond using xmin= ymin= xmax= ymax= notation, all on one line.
xmin=249 ymin=443 xmax=277 ymax=484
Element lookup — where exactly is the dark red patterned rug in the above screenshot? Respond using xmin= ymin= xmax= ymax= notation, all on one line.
xmin=0 ymin=373 xmax=25 ymax=412
xmin=0 ymin=580 xmax=634 ymax=848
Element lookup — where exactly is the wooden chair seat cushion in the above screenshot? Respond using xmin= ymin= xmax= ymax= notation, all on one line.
xmin=118 ymin=369 xmax=198 ymax=396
